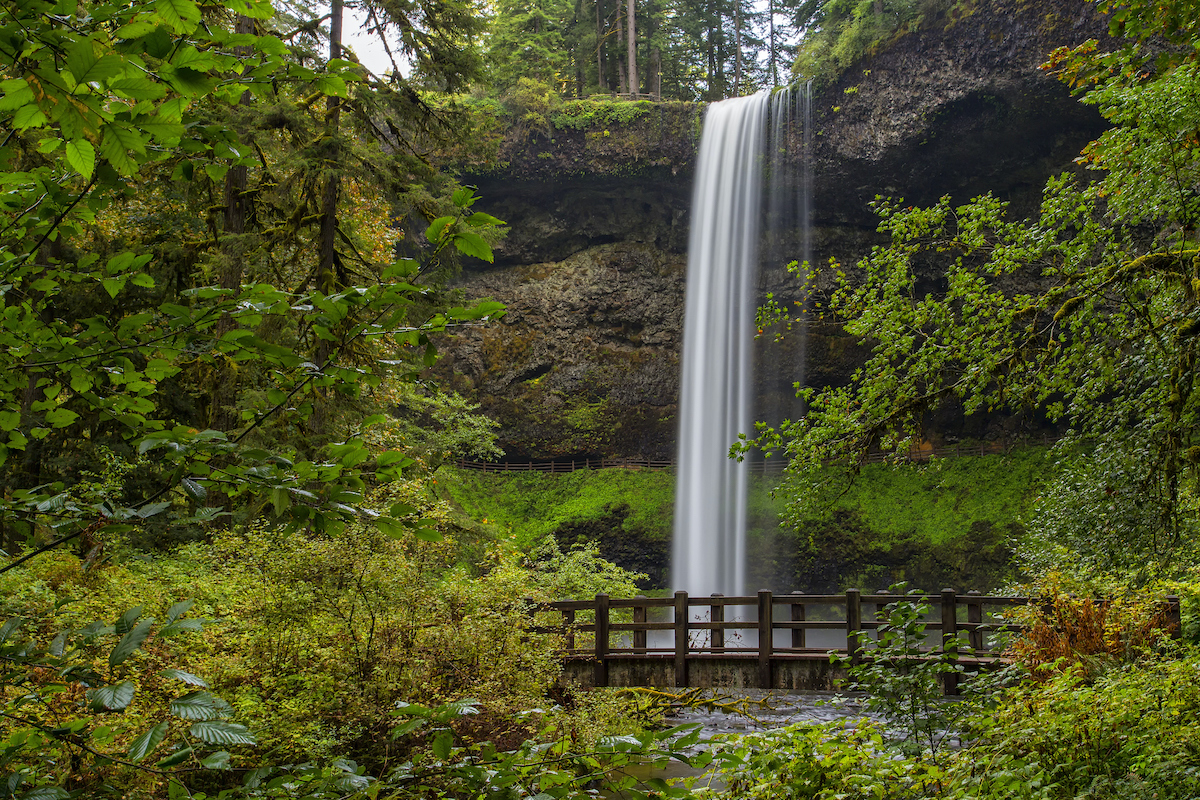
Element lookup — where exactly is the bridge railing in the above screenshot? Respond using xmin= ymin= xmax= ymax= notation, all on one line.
xmin=532 ymin=590 xmax=1183 ymax=691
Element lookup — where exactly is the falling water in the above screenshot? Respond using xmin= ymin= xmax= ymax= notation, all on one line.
xmin=673 ymin=84 xmax=813 ymax=598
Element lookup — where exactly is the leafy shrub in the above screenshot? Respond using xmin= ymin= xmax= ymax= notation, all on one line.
xmin=550 ymin=99 xmax=654 ymax=130
xmin=948 ymin=654 xmax=1200 ymax=799
xmin=1006 ymin=577 xmax=1177 ymax=676
xmin=0 ymin=600 xmax=253 ymax=799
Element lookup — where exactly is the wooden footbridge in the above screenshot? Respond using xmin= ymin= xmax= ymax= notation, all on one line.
xmin=534 ymin=590 xmax=1183 ymax=695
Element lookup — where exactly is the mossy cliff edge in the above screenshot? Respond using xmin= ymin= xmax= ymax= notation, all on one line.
xmin=434 ymin=0 xmax=1111 ymax=461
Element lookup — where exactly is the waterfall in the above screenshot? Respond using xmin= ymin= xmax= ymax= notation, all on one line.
xmin=673 ymin=84 xmax=812 ymax=597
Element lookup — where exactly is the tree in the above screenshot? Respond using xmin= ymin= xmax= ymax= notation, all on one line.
xmin=749 ymin=0 xmax=1200 ymax=582
xmin=486 ymin=0 xmax=575 ymax=93
xmin=0 ymin=0 xmax=505 ymax=562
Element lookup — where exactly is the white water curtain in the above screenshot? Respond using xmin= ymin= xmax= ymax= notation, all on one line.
xmin=672 ymin=91 xmax=770 ymax=598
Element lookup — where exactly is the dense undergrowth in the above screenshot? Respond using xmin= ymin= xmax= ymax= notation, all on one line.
xmin=0 ymin=477 xmax=655 ymax=798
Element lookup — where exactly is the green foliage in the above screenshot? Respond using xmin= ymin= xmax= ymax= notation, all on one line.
xmin=708 ymin=721 xmax=944 ymax=799
xmin=755 ymin=0 xmax=1200 ymax=582
xmin=791 ymin=0 xmax=958 ymax=86
xmin=834 ymin=585 xmax=970 ymax=757
xmin=748 ymin=449 xmax=1047 ymax=591
xmin=0 ymin=600 xmax=251 ymax=799
xmin=486 ymin=0 xmax=575 ymax=94
xmin=0 ymin=0 xmax=508 ymax=558
xmin=944 ymin=653 xmax=1200 ymax=799
xmin=787 ymin=448 xmax=1050 ymax=545
xmin=438 ymin=466 xmax=675 ymax=549
xmin=550 ymin=98 xmax=655 ymax=129
xmin=384 ymin=700 xmax=708 ymax=799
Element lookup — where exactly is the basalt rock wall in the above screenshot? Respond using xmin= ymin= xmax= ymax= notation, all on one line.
xmin=434 ymin=0 xmax=1112 ymax=461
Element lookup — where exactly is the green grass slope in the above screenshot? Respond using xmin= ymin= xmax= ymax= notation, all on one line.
xmin=439 ymin=448 xmax=1054 ymax=592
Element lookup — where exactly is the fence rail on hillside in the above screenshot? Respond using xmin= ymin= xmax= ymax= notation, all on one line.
xmin=455 ymin=438 xmax=1058 ymax=475
xmin=530 ymin=590 xmax=1182 ymax=694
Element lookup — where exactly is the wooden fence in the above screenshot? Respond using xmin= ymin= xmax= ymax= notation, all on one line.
xmin=533 ymin=590 xmax=1183 ymax=694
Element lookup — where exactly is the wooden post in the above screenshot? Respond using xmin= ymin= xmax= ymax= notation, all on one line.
xmin=595 ymin=594 xmax=609 ymax=688
xmin=758 ymin=590 xmax=773 ymax=688
xmin=564 ymin=608 xmax=576 ymax=651
xmin=875 ymin=589 xmax=891 ymax=645
xmin=941 ymin=588 xmax=958 ymax=696
xmin=674 ymin=591 xmax=689 ymax=687
xmin=790 ymin=601 xmax=805 ymax=649
xmin=1167 ymin=595 xmax=1182 ymax=640
xmin=710 ymin=594 xmax=724 ymax=652
xmin=846 ymin=589 xmax=862 ymax=666
xmin=967 ymin=590 xmax=983 ymax=651
xmin=633 ymin=595 xmax=647 ymax=653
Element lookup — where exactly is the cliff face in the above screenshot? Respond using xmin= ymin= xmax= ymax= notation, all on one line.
xmin=434 ymin=0 xmax=1111 ymax=461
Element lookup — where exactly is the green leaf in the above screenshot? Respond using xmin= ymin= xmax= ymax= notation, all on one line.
xmin=166 ymin=600 xmax=194 ymax=622
xmin=161 ymin=668 xmax=207 ymax=687
xmin=65 ymin=140 xmax=96 ymax=179
xmin=425 ymin=216 xmax=455 ymax=243
xmin=155 ymin=0 xmax=201 ymax=32
xmin=44 ymin=407 xmax=79 ymax=428
xmin=431 ymin=729 xmax=453 ymax=760
xmin=13 ymin=103 xmax=48 ymax=131
xmin=313 ymin=75 xmax=348 ymax=97
xmin=0 ymin=410 xmax=20 ymax=431
xmin=109 ymin=619 xmax=153 ymax=668
xmin=100 ymin=123 xmax=146 ymax=176
xmin=271 ymin=487 xmax=290 ymax=516
xmin=0 ymin=78 xmax=34 ymax=112
xmin=189 ymin=721 xmax=256 ymax=746
xmin=452 ymin=231 xmax=493 ymax=262
xmin=466 ymin=211 xmax=504 ymax=227
xmin=109 ymin=77 xmax=167 ymax=101
xmin=389 ymin=718 xmax=426 ymax=738
xmin=413 ymin=527 xmax=443 ymax=543
xmin=127 ymin=722 xmax=169 ymax=761
xmin=451 ymin=186 xmax=477 ymax=208
xmin=137 ymin=501 xmax=172 ymax=518
xmin=19 ymin=789 xmax=70 ymax=800
xmin=201 ymin=750 xmax=232 ymax=769
xmin=1 ymin=617 xmax=23 ymax=643
xmin=181 ymin=478 xmax=207 ymax=503
xmin=170 ymin=691 xmax=222 ymax=720
xmin=88 ymin=681 xmax=136 ymax=711
xmin=101 ymin=276 xmax=126 ymax=298
xmin=375 ymin=517 xmax=406 ymax=539
xmin=66 ymin=41 xmax=126 ymax=85
xmin=156 ymin=746 xmax=194 ymax=768
xmin=115 ymin=606 xmax=143 ymax=635
xmin=204 ymin=163 xmax=229 ymax=183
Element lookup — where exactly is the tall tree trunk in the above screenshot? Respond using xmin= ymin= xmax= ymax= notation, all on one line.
xmin=734 ymin=0 xmax=742 ymax=96
xmin=213 ymin=14 xmax=256 ymax=435
xmin=596 ymin=0 xmax=607 ymax=92
xmin=650 ymin=45 xmax=661 ymax=99
xmin=615 ymin=0 xmax=627 ymax=95
xmin=768 ymin=0 xmax=777 ymax=86
xmin=705 ymin=3 xmax=716 ymax=98
xmin=626 ymin=0 xmax=637 ymax=97
xmin=312 ymin=0 xmax=343 ymax=436
xmin=575 ymin=0 xmax=585 ymax=97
